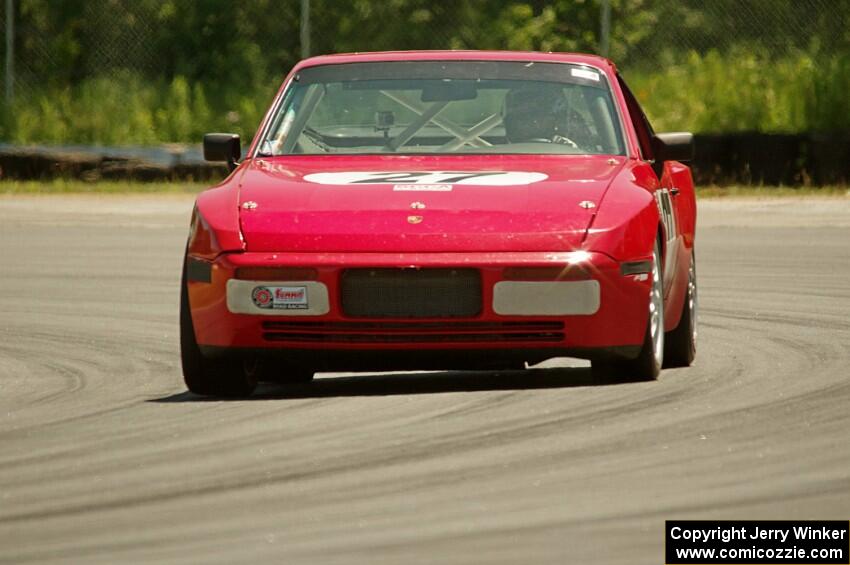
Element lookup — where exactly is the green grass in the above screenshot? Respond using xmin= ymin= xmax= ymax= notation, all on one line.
xmin=0 ymin=73 xmax=273 ymax=145
xmin=2 ymin=180 xmax=847 ymax=198
xmin=618 ymin=49 xmax=850 ymax=134
xmin=2 ymin=50 xmax=849 ymax=145
xmin=695 ymin=185 xmax=850 ymax=198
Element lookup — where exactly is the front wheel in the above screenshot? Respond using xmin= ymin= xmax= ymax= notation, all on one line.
xmin=180 ymin=258 xmax=257 ymax=397
xmin=592 ymin=238 xmax=664 ymax=381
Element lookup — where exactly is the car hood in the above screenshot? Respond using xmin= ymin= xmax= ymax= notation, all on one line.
xmin=238 ymin=155 xmax=624 ymax=253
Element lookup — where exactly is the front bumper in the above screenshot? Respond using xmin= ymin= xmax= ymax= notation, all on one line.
xmin=187 ymin=250 xmax=652 ymax=359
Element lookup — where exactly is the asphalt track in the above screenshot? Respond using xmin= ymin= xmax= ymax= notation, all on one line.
xmin=1 ymin=195 xmax=849 ymax=564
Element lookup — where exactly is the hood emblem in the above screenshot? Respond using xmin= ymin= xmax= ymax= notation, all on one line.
xmin=241 ymin=201 xmax=258 ymax=210
xmin=578 ymin=200 xmax=596 ymax=209
xmin=410 ymin=201 xmax=426 ymax=210
xmin=407 ymin=215 xmax=424 ymax=224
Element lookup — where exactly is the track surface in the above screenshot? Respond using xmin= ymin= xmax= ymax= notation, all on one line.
xmin=1 ymin=195 xmax=849 ymax=564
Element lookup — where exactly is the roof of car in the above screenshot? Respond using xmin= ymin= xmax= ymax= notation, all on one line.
xmin=293 ymin=50 xmax=616 ymax=73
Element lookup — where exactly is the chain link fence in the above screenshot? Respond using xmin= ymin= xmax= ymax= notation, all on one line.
xmin=622 ymin=0 xmax=849 ymax=64
xmin=1 ymin=0 xmax=849 ymax=183
xmin=1 ymin=0 xmax=849 ymax=140
xmin=2 ymin=0 xmax=160 ymax=99
xmin=4 ymin=0 xmax=848 ymax=91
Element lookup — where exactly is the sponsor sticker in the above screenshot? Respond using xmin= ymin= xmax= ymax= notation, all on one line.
xmin=252 ymin=286 xmax=308 ymax=310
xmin=252 ymin=287 xmax=273 ymax=308
xmin=571 ymin=68 xmax=601 ymax=82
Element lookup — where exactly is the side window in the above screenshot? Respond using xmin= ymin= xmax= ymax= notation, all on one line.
xmin=617 ymin=75 xmax=655 ymax=161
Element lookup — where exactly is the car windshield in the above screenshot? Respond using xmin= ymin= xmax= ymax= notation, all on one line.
xmin=258 ymin=60 xmax=625 ymax=156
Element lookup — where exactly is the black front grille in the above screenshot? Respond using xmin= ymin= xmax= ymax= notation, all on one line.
xmin=340 ymin=268 xmax=482 ymax=318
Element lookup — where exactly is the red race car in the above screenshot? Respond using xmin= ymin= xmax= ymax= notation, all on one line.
xmin=181 ymin=50 xmax=698 ymax=397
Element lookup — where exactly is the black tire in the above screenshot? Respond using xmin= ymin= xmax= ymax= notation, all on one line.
xmin=180 ymin=258 xmax=257 ymax=397
xmin=591 ymin=238 xmax=664 ymax=382
xmin=244 ymin=358 xmax=315 ymax=385
xmin=589 ymin=358 xmax=622 ymax=381
xmin=271 ymin=369 xmax=315 ymax=385
xmin=664 ymin=249 xmax=697 ymax=368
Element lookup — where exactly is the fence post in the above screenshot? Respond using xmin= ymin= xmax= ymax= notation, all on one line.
xmin=300 ymin=0 xmax=310 ymax=59
xmin=599 ymin=0 xmax=611 ymax=57
xmin=4 ymin=0 xmax=13 ymax=103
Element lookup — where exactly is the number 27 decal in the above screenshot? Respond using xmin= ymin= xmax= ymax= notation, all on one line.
xmin=303 ymin=171 xmax=548 ymax=186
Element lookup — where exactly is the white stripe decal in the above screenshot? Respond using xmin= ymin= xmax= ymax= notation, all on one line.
xmin=303 ymin=171 xmax=548 ymax=186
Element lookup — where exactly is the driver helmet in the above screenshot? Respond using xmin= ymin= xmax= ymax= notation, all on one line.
xmin=502 ymin=83 xmax=568 ymax=143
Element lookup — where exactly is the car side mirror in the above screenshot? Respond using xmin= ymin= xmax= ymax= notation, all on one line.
xmin=204 ymin=133 xmax=241 ymax=171
xmin=652 ymin=132 xmax=694 ymax=162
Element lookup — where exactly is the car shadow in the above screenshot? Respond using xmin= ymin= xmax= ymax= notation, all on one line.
xmin=149 ymin=365 xmax=636 ymax=403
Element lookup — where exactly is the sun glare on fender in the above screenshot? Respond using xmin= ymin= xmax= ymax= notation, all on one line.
xmin=566 ymin=250 xmax=592 ymax=264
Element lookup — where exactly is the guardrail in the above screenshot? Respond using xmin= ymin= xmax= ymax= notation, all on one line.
xmin=0 ymin=143 xmax=227 ymax=182
xmin=692 ymin=133 xmax=850 ymax=186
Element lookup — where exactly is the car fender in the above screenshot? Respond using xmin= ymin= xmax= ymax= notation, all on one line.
xmin=583 ymin=161 xmax=660 ymax=263
xmin=188 ymin=182 xmax=245 ymax=260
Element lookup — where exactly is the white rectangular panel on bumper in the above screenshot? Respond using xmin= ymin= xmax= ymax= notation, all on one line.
xmin=226 ymin=280 xmax=330 ymax=316
xmin=493 ymin=281 xmax=600 ymax=316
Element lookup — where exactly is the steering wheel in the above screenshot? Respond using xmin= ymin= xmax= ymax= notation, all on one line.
xmin=525 ymin=136 xmax=580 ymax=149
xmin=551 ymin=135 xmax=580 ymax=149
